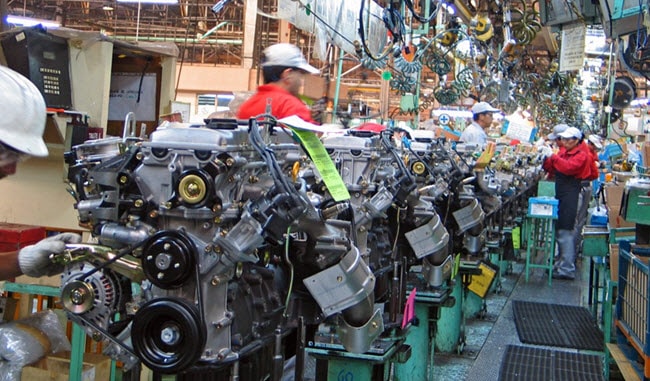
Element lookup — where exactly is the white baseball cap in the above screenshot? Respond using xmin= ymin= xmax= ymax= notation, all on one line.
xmin=471 ymin=102 xmax=500 ymax=114
xmin=548 ymin=124 xmax=569 ymax=140
xmin=558 ymin=127 xmax=583 ymax=140
xmin=261 ymin=43 xmax=319 ymax=74
xmin=587 ymin=134 xmax=603 ymax=149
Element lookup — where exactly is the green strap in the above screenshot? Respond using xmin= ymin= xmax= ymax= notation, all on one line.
xmin=291 ymin=128 xmax=350 ymax=202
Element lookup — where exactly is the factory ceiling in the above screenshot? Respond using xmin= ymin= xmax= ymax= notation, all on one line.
xmin=2 ymin=0 xmax=560 ymax=66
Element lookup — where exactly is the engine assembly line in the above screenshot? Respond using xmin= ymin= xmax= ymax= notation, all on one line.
xmin=3 ymin=0 xmax=650 ymax=380
xmin=56 ymin=116 xmax=543 ymax=380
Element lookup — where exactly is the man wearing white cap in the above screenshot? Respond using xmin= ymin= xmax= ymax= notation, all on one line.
xmin=0 ymin=65 xmax=81 ymax=280
xmin=460 ymin=101 xmax=500 ymax=146
xmin=237 ymin=43 xmax=320 ymax=123
xmin=542 ymin=126 xmax=591 ymax=280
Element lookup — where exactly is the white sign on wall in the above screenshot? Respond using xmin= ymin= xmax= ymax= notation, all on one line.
xmin=503 ymin=119 xmax=537 ymax=142
xmin=171 ymin=101 xmax=191 ymax=123
xmin=559 ymin=23 xmax=586 ymax=72
xmin=108 ymin=72 xmax=157 ymax=122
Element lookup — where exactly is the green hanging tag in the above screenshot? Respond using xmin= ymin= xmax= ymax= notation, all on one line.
xmin=291 ymin=128 xmax=350 ymax=202
xmin=452 ymin=254 xmax=461 ymax=279
xmin=512 ymin=226 xmax=521 ymax=250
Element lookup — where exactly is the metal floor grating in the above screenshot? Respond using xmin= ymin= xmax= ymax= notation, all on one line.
xmin=499 ymin=345 xmax=605 ymax=381
xmin=512 ymin=300 xmax=604 ymax=351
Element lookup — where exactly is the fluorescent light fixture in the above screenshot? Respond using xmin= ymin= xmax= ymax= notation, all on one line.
xmin=117 ymin=0 xmax=178 ymax=3
xmin=442 ymin=4 xmax=456 ymax=15
xmin=432 ymin=109 xmax=473 ymax=118
xmin=6 ymin=15 xmax=60 ymax=28
xmin=630 ymin=98 xmax=649 ymax=107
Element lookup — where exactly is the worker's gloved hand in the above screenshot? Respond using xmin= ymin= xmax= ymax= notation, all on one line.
xmin=542 ymin=154 xmax=555 ymax=168
xmin=18 ymin=233 xmax=82 ymax=277
xmin=537 ymin=145 xmax=554 ymax=158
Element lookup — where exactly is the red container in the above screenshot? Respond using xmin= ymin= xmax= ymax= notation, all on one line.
xmin=0 ymin=223 xmax=46 ymax=252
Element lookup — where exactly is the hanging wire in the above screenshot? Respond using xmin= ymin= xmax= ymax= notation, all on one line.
xmin=282 ymin=226 xmax=294 ymax=317
xmin=358 ymin=0 xmax=395 ymax=61
xmin=403 ymin=0 xmax=440 ymax=24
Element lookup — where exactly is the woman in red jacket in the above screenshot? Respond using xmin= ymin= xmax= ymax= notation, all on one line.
xmin=542 ymin=127 xmax=591 ymax=280
xmin=574 ymin=135 xmax=603 ymax=257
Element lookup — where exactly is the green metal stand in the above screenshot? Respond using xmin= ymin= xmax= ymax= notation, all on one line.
xmin=323 ymin=358 xmax=375 ymax=380
xmin=434 ymin=275 xmax=462 ymax=353
xmin=307 ymin=342 xmax=400 ymax=381
xmin=393 ymin=303 xmax=433 ymax=380
xmin=463 ymin=291 xmax=485 ymax=320
xmin=524 ymin=216 xmax=556 ymax=285
xmin=603 ymin=279 xmax=617 ymax=380
xmin=583 ymin=225 xmax=610 ymax=318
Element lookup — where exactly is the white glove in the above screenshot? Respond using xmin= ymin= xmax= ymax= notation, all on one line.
xmin=18 ymin=233 xmax=82 ymax=277
xmin=537 ymin=146 xmax=554 ymax=158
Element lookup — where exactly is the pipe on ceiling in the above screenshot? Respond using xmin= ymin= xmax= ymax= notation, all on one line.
xmin=116 ymin=35 xmax=242 ymax=44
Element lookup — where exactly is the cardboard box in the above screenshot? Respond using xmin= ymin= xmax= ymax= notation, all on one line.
xmin=14 ymin=274 xmax=61 ymax=288
xmin=604 ymin=184 xmax=636 ymax=228
xmin=21 ymin=351 xmax=111 ymax=381
xmin=301 ymin=75 xmax=350 ymax=100
xmin=435 ymin=127 xmax=461 ymax=141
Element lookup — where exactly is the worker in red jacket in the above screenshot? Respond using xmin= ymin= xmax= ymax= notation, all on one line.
xmin=542 ymin=127 xmax=591 ymax=280
xmin=0 ymin=65 xmax=81 ymax=280
xmin=237 ymin=43 xmax=320 ymax=123
xmin=573 ymin=134 xmax=603 ymax=257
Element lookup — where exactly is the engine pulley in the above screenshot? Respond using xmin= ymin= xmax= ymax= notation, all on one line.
xmin=60 ymin=262 xmax=125 ymax=332
xmin=131 ymin=297 xmax=205 ymax=373
xmin=142 ymin=231 xmax=195 ymax=289
xmin=61 ymin=280 xmax=95 ymax=314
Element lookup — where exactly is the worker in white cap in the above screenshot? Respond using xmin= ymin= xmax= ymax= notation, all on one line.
xmin=0 ymin=65 xmax=81 ymax=280
xmin=547 ymin=123 xmax=570 ymax=151
xmin=542 ymin=126 xmax=591 ymax=280
xmin=237 ymin=43 xmax=320 ymax=123
xmin=460 ymin=101 xmax=500 ymax=146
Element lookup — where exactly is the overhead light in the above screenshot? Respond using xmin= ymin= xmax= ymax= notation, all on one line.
xmin=432 ymin=109 xmax=473 ymax=118
xmin=442 ymin=3 xmax=456 ymax=15
xmin=103 ymin=4 xmax=114 ymax=10
xmin=116 ymin=0 xmax=178 ymax=3
xmin=6 ymin=15 xmax=60 ymax=28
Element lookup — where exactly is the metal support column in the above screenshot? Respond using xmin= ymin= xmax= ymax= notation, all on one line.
xmin=69 ymin=324 xmax=86 ymax=381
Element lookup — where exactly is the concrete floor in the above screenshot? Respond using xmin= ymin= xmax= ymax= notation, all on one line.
xmin=436 ymin=255 xmax=597 ymax=381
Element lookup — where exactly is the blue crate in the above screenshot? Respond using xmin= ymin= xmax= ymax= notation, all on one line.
xmin=590 ymin=213 xmax=608 ymax=226
xmin=604 ymin=143 xmax=623 ymax=160
xmin=527 ymin=196 xmax=559 ymax=218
